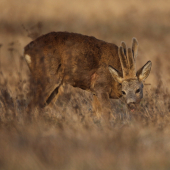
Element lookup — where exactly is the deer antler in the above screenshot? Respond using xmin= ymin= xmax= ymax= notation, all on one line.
xmin=118 ymin=38 xmax=138 ymax=79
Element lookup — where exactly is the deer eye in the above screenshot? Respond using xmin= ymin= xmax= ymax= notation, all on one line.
xmin=136 ymin=89 xmax=140 ymax=93
xmin=122 ymin=91 xmax=126 ymax=95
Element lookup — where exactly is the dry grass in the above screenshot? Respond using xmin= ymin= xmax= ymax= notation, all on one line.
xmin=0 ymin=0 xmax=170 ymax=169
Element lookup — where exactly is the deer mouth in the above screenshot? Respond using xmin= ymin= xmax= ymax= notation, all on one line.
xmin=127 ymin=103 xmax=136 ymax=112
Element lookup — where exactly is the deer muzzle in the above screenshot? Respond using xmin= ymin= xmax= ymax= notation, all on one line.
xmin=126 ymin=93 xmax=137 ymax=111
xmin=127 ymin=102 xmax=136 ymax=112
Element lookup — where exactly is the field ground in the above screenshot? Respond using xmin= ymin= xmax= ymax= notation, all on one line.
xmin=0 ymin=0 xmax=170 ymax=169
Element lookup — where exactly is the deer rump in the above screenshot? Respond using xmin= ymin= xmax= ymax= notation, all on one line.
xmin=24 ymin=32 xmax=121 ymax=107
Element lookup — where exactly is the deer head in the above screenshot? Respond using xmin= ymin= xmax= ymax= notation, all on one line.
xmin=109 ymin=38 xmax=152 ymax=111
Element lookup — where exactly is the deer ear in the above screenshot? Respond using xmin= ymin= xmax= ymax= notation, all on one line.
xmin=108 ymin=66 xmax=123 ymax=83
xmin=136 ymin=61 xmax=152 ymax=82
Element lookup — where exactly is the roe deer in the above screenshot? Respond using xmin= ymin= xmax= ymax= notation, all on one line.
xmin=24 ymin=32 xmax=152 ymax=120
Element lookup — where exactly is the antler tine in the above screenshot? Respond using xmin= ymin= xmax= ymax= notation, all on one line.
xmin=127 ymin=48 xmax=136 ymax=77
xmin=121 ymin=41 xmax=126 ymax=56
xmin=132 ymin=38 xmax=138 ymax=60
xmin=118 ymin=46 xmax=129 ymax=77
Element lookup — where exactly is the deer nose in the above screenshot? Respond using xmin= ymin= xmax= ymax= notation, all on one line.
xmin=127 ymin=98 xmax=136 ymax=105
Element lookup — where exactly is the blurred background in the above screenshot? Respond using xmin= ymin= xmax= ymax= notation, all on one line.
xmin=1 ymin=1 xmax=170 ymax=170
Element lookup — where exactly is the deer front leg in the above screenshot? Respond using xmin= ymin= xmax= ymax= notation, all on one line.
xmin=91 ymin=68 xmax=113 ymax=122
xmin=92 ymin=92 xmax=112 ymax=122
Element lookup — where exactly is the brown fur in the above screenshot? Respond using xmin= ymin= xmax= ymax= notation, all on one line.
xmin=24 ymin=32 xmax=151 ymax=120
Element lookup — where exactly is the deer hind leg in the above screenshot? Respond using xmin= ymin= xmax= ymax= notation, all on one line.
xmin=44 ymin=79 xmax=63 ymax=106
xmin=42 ymin=69 xmax=65 ymax=107
xmin=30 ymin=77 xmax=62 ymax=108
xmin=33 ymin=64 xmax=64 ymax=107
